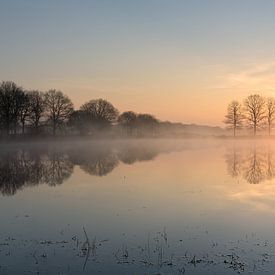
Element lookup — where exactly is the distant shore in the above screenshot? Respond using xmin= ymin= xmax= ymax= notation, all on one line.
xmin=0 ymin=134 xmax=275 ymax=144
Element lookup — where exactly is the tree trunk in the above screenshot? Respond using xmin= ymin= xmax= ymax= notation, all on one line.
xmin=35 ymin=120 xmax=39 ymax=134
xmin=53 ymin=123 xmax=56 ymax=136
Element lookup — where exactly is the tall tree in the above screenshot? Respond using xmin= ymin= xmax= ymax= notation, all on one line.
xmin=28 ymin=91 xmax=45 ymax=134
xmin=0 ymin=81 xmax=25 ymax=135
xmin=19 ymin=93 xmax=31 ymax=134
xmin=44 ymin=90 xmax=74 ymax=135
xmin=80 ymin=99 xmax=119 ymax=131
xmin=224 ymin=100 xmax=243 ymax=137
xmin=244 ymin=94 xmax=266 ymax=136
xmin=266 ymin=97 xmax=275 ymax=136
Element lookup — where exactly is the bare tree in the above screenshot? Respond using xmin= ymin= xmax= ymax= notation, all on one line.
xmin=0 ymin=81 xmax=25 ymax=135
xmin=244 ymin=94 xmax=266 ymax=136
xmin=28 ymin=91 xmax=45 ymax=134
xmin=224 ymin=100 xmax=243 ymax=137
xmin=266 ymin=97 xmax=275 ymax=136
xmin=19 ymin=93 xmax=33 ymax=134
xmin=80 ymin=99 xmax=118 ymax=131
xmin=44 ymin=90 xmax=74 ymax=135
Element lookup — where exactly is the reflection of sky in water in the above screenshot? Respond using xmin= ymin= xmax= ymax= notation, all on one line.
xmin=1 ymin=140 xmax=275 ymax=274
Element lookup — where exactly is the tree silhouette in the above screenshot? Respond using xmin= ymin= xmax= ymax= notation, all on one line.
xmin=0 ymin=81 xmax=25 ymax=135
xmin=244 ymin=94 xmax=266 ymax=136
xmin=266 ymin=97 xmax=275 ymax=136
xmin=224 ymin=101 xmax=243 ymax=137
xmin=136 ymin=114 xmax=158 ymax=137
xmin=28 ymin=91 xmax=45 ymax=134
xmin=44 ymin=90 xmax=74 ymax=135
xmin=19 ymin=93 xmax=31 ymax=134
xmin=68 ymin=110 xmax=89 ymax=135
xmin=118 ymin=111 xmax=137 ymax=137
xmin=80 ymin=99 xmax=119 ymax=132
xmin=0 ymin=80 xmax=196 ymax=138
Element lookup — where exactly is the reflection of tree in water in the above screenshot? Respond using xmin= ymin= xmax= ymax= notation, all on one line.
xmin=41 ymin=151 xmax=73 ymax=186
xmin=225 ymin=147 xmax=243 ymax=178
xmin=81 ymin=153 xmax=118 ymax=176
xmin=243 ymin=148 xmax=266 ymax=184
xmin=266 ymin=148 xmax=275 ymax=180
xmin=226 ymin=146 xmax=275 ymax=184
xmin=117 ymin=145 xmax=157 ymax=164
xmin=69 ymin=142 xmax=162 ymax=175
xmin=0 ymin=150 xmax=30 ymax=196
xmin=0 ymin=147 xmax=73 ymax=196
xmin=0 ymin=141 xmax=187 ymax=196
xmin=70 ymin=147 xmax=119 ymax=176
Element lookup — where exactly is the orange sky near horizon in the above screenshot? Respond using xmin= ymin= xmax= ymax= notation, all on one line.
xmin=19 ymin=61 xmax=275 ymax=127
xmin=2 ymin=1 xmax=275 ymax=126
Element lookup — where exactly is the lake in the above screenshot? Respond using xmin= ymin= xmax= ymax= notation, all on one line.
xmin=1 ymin=139 xmax=275 ymax=274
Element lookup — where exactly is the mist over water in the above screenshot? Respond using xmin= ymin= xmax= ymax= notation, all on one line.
xmin=1 ymin=139 xmax=275 ymax=274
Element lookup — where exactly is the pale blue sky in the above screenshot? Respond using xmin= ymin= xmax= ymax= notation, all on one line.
xmin=1 ymin=0 xmax=275 ymax=125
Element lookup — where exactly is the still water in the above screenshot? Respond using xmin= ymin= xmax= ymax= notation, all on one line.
xmin=1 ymin=139 xmax=275 ymax=274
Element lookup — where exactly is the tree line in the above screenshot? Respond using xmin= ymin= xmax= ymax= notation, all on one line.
xmin=0 ymin=81 xmax=159 ymax=137
xmin=224 ymin=94 xmax=275 ymax=136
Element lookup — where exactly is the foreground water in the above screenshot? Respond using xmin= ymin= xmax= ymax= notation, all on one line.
xmin=1 ymin=139 xmax=275 ymax=274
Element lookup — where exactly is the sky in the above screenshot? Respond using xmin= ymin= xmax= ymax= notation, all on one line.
xmin=1 ymin=0 xmax=275 ymax=126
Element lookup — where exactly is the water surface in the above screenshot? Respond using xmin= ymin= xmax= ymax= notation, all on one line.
xmin=1 ymin=139 xmax=275 ymax=274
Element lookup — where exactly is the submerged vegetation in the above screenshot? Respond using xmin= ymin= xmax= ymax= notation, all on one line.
xmin=1 ymin=225 xmax=270 ymax=274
